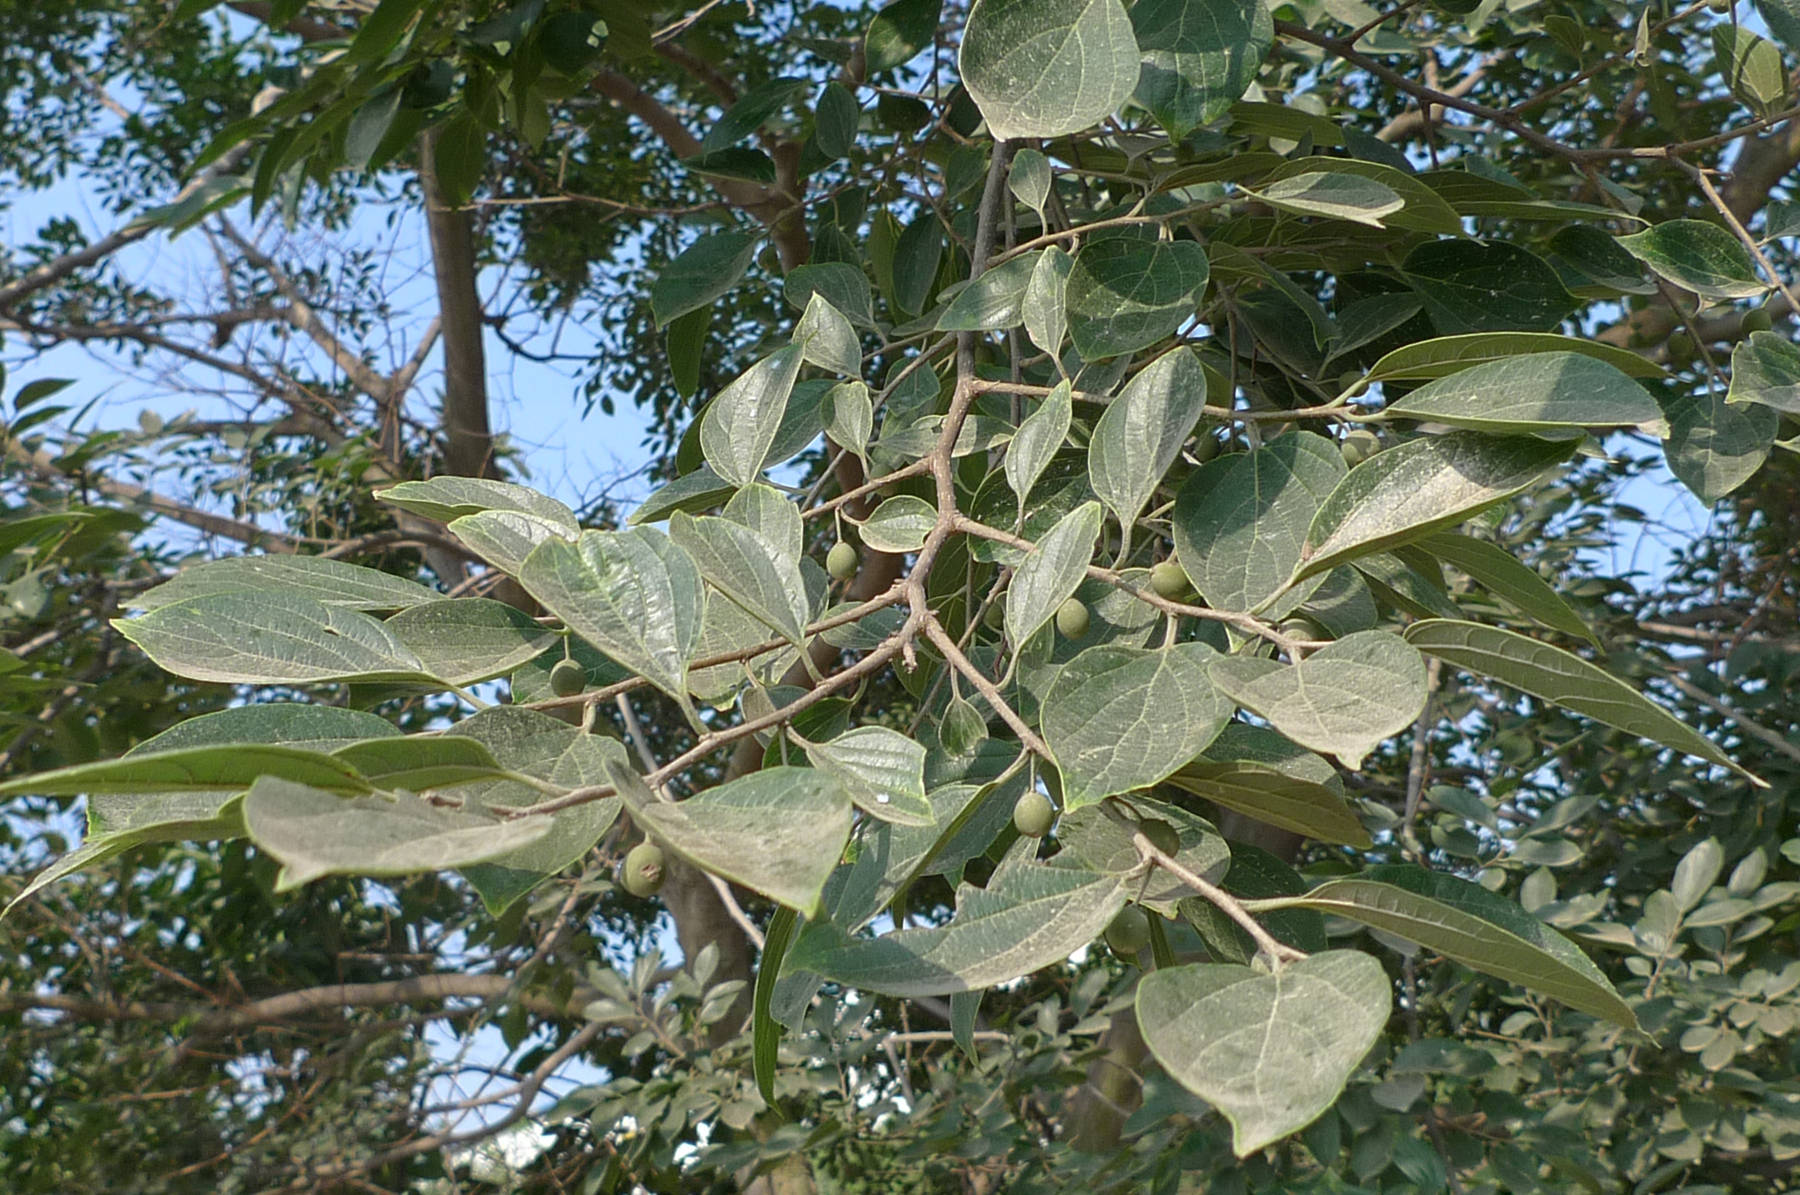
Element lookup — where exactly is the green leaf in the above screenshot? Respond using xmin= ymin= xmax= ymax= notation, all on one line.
xmin=1006 ymin=379 xmax=1073 ymax=518
xmin=1728 ymin=330 xmax=1800 ymax=415
xmin=375 ymin=476 xmax=580 ymax=533
xmin=1403 ymin=619 xmax=1763 ymax=784
xmin=754 ymin=906 xmax=801 ymax=1102
xmin=1362 ymin=331 xmax=1665 ymax=383
xmin=938 ymin=251 xmax=1040 ymax=331
xmin=814 ymin=81 xmax=859 ymax=158
xmin=1088 ymin=347 xmax=1206 ymax=541
xmin=630 ymin=466 xmax=736 ymax=526
xmin=1006 ymin=501 xmax=1103 ymax=645
xmin=803 ymin=725 xmax=933 ymax=826
xmin=1415 ymin=533 xmax=1595 ymax=643
xmin=0 ymin=744 xmax=368 ymax=802
xmin=448 ymin=509 xmax=575 ymax=575
xmin=1264 ymin=865 xmax=1636 ymax=1028
xmin=610 ymin=762 xmax=852 ymax=917
xmin=1246 ymin=172 xmax=1404 ymax=227
xmin=1673 ymin=838 xmax=1725 ymax=914
xmin=651 ymin=233 xmax=759 ymax=328
xmin=822 ymin=381 xmax=874 ymax=464
xmin=1714 ymin=26 xmax=1787 ymax=117
xmin=1008 ymin=147 xmax=1052 ymax=213
xmin=866 ymin=0 xmax=943 ymax=72
xmin=1299 ymin=432 xmax=1577 ymax=582
xmin=788 ymin=850 xmax=1129 ymax=994
xmin=131 ymin=555 xmax=442 ymax=613
xmin=1658 ymin=386 xmax=1778 ymax=504
xmin=330 ymin=735 xmax=509 ymax=791
xmin=794 ymin=293 xmax=862 ymax=377
xmin=1617 ymin=221 xmax=1765 ymax=300
xmin=1167 ymin=760 xmax=1370 ymax=847
xmin=245 ymin=777 xmax=553 ymax=890
xmin=115 ymin=592 xmax=431 ymax=685
xmin=1548 ymin=224 xmax=1657 ymax=296
xmin=785 ymin=262 xmax=877 ymax=328
xmin=1054 ymin=795 xmax=1229 ymax=914
xmin=1211 ymin=630 xmax=1427 ymax=769
xmin=1266 ymin=156 xmax=1461 ymax=236
xmin=700 ymin=345 xmax=806 ymax=487
xmin=129 ymin=703 xmax=399 ymax=754
xmin=6 ymin=837 xmax=146 ymax=918
xmin=893 ymin=213 xmax=945 ymax=317
xmin=702 ymin=76 xmax=808 ymax=152
xmin=1380 ymin=353 xmax=1664 ymax=437
xmin=859 ymin=494 xmax=937 ymax=553
xmin=722 ymin=483 xmax=805 ymax=561
xmin=1757 ymin=0 xmax=1800 ymax=49
xmin=1173 ymin=431 xmax=1345 ymax=613
xmin=384 ymin=598 xmax=558 ymax=685
xmin=1179 ymin=838 xmax=1325 ymax=962
xmin=446 ymin=707 xmax=626 ymax=915
xmin=1022 ymin=246 xmax=1073 ymax=356
xmin=959 ymin=0 xmax=1140 ymax=140
xmin=1136 ymin=951 xmax=1392 ymax=1156
xmin=1401 ymin=240 xmax=1578 ymax=333
xmin=1044 ymin=643 xmax=1233 ymax=807
xmin=519 ymin=528 xmax=706 ymax=704
xmin=671 ymin=513 xmax=809 ymax=645
xmin=1131 ymin=0 xmax=1272 ymax=140
xmin=1066 ymin=238 xmax=1210 ymax=360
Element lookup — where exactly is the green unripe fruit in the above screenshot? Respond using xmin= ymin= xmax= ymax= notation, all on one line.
xmin=620 ymin=842 xmax=666 ymax=898
xmin=1191 ymin=432 xmax=1221 ymax=464
xmin=1340 ymin=429 xmax=1381 ymax=467
xmin=1012 ymin=791 xmax=1056 ymax=838
xmin=1104 ymin=906 xmax=1152 ymax=957
xmin=549 ymin=658 xmax=587 ymax=697
xmin=1149 ymin=560 xmax=1188 ymax=599
xmin=1139 ymin=817 xmax=1181 ymax=857
xmin=1055 ymin=597 xmax=1090 ymax=640
xmin=1668 ymin=330 xmax=1695 ymax=362
xmin=1743 ymin=308 xmax=1773 ymax=334
xmin=826 ymin=540 xmax=859 ymax=582
xmin=1709 ymin=0 xmax=1732 ymax=11
xmin=984 ymin=597 xmax=1007 ymax=630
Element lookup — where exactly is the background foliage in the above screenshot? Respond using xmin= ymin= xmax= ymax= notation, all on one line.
xmin=3 ymin=0 xmax=1800 ymax=1191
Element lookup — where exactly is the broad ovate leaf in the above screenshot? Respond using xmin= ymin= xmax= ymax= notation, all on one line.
xmin=803 ymin=725 xmax=933 ymax=825
xmin=699 ymin=344 xmax=805 ymax=487
xmin=519 ymin=528 xmax=706 ymax=704
xmin=787 ymin=851 xmax=1129 ymax=994
xmin=1066 ymin=238 xmax=1209 ymax=360
xmin=1043 ymin=643 xmax=1232 ymax=807
xmin=1088 ymin=347 xmax=1206 ymax=542
xmin=1381 ymin=352 xmax=1665 ymax=437
xmin=610 ymin=762 xmax=852 ymax=916
xmin=244 ymin=776 xmax=553 ymax=891
xmin=670 ymin=513 xmax=809 ymax=645
xmin=1136 ymin=951 xmax=1392 ymax=1156
xmin=115 ymin=593 xmax=429 ymax=685
xmin=1131 ymin=0 xmax=1272 ymax=140
xmin=1173 ymin=431 xmax=1344 ymax=614
xmin=1210 ymin=630 xmax=1427 ymax=769
xmin=1298 ymin=432 xmax=1577 ymax=583
xmin=374 ymin=476 xmax=580 ymax=534
xmin=1617 ymin=220 xmax=1765 ymax=300
xmin=959 ymin=0 xmax=1141 ymax=140
xmin=1006 ymin=500 xmax=1103 ymax=645
xmin=131 ymin=554 xmax=442 ymax=613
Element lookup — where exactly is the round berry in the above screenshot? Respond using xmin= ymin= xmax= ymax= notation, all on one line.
xmin=1104 ymin=907 xmax=1152 ymax=957
xmin=1055 ymin=597 xmax=1090 ymax=640
xmin=1012 ymin=791 xmax=1056 ymax=838
xmin=549 ymin=658 xmax=587 ymax=697
xmin=1150 ymin=560 xmax=1188 ymax=600
xmin=1709 ymin=0 xmax=1733 ymax=11
xmin=1340 ymin=429 xmax=1381 ymax=467
xmin=826 ymin=540 xmax=859 ymax=582
xmin=620 ymin=841 xmax=666 ymax=898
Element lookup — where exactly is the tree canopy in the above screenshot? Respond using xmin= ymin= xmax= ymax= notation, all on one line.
xmin=3 ymin=0 xmax=1800 ymax=1191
